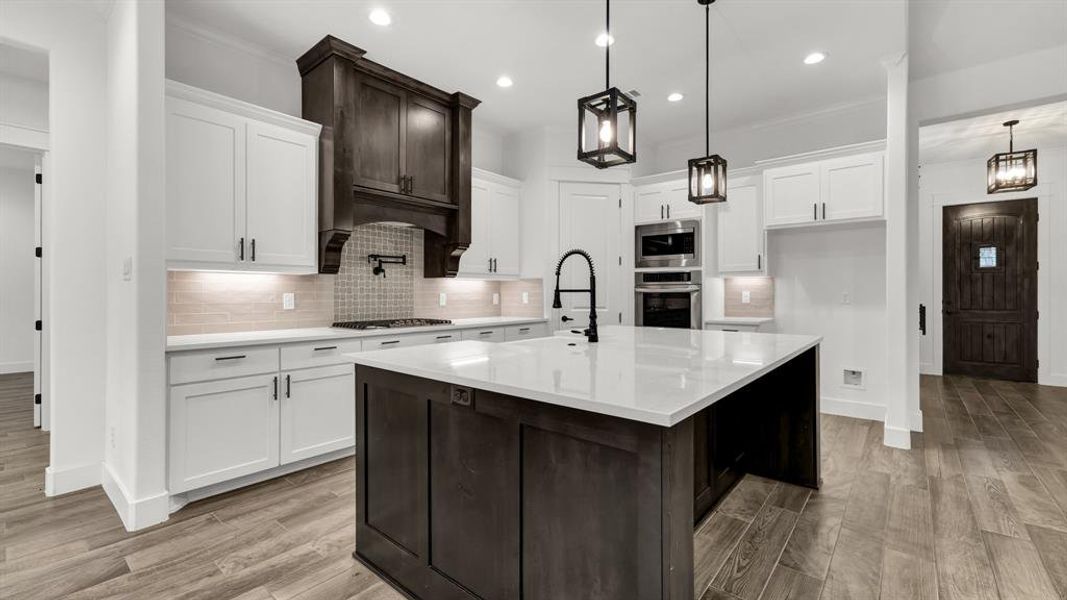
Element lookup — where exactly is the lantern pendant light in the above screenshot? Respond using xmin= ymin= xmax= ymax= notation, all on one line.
xmin=577 ymin=0 xmax=637 ymax=169
xmin=987 ymin=119 xmax=1037 ymax=194
xmin=688 ymin=0 xmax=727 ymax=204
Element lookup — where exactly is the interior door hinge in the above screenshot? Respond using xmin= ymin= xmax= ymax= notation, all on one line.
xmin=34 ymin=393 xmax=41 ymax=405
xmin=618 ymin=256 xmax=622 ymax=266
xmin=35 ymin=320 xmax=41 ymax=331
xmin=35 ymin=173 xmax=42 ymax=185
xmin=618 ymin=198 xmax=622 ymax=209
xmin=618 ymin=312 xmax=622 ymax=323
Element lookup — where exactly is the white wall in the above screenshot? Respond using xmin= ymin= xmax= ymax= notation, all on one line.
xmin=0 ymin=1 xmax=110 ymax=495
xmin=0 ymin=72 xmax=48 ymax=132
xmin=0 ymin=165 xmax=35 ymax=373
xmin=918 ymin=145 xmax=1067 ymax=387
xmin=101 ymin=0 xmax=169 ymax=531
xmin=770 ymin=223 xmax=889 ymax=419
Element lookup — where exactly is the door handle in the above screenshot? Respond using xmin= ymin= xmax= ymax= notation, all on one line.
xmin=285 ymin=374 xmax=291 ymax=398
xmin=272 ymin=376 xmax=278 ymax=401
xmin=822 ymin=202 xmax=826 ymax=220
xmin=561 ymin=315 xmax=574 ymax=322
xmin=667 ymin=205 xmax=671 ymax=219
xmin=250 ymin=238 xmax=256 ymax=262
xmin=215 ymin=355 xmax=246 ymax=361
xmin=239 ymin=237 xmax=245 ymax=261
xmin=813 ymin=203 xmax=817 ymax=220
xmin=661 ymin=205 xmax=664 ymax=220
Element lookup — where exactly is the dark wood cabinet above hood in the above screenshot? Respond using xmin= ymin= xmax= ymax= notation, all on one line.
xmin=297 ymin=36 xmax=480 ymax=276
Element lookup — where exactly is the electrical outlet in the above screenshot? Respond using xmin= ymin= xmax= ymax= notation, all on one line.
xmin=843 ymin=369 xmax=864 ymax=388
xmin=122 ymin=257 xmax=133 ymax=281
xmin=283 ymin=293 xmax=295 ymax=310
xmin=439 ymin=292 xmax=447 ymax=307
xmin=741 ymin=290 xmax=751 ymax=304
xmin=522 ymin=291 xmax=529 ymax=304
xmin=492 ymin=292 xmax=500 ymax=305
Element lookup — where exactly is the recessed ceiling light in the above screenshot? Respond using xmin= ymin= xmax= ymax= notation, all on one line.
xmin=369 ymin=8 xmax=392 ymax=26
xmin=595 ymin=32 xmax=615 ymax=47
xmin=496 ymin=75 xmax=513 ymax=88
xmin=667 ymin=92 xmax=684 ymax=102
xmin=804 ymin=51 xmax=826 ymax=65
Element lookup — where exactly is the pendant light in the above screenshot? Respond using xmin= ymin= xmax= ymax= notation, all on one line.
xmin=688 ymin=0 xmax=727 ymax=204
xmin=987 ymin=119 xmax=1037 ymax=194
xmin=577 ymin=0 xmax=637 ymax=169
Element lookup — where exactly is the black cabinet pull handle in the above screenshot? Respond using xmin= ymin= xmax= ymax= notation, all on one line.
xmin=239 ymin=237 xmax=245 ymax=261
xmin=667 ymin=205 xmax=671 ymax=219
xmin=519 ymin=327 xmax=530 ymax=332
xmin=479 ymin=331 xmax=493 ymax=335
xmin=313 ymin=346 xmax=338 ymax=352
xmin=215 ymin=355 xmax=246 ymax=361
xmin=436 ymin=335 xmax=452 ymax=340
xmin=757 ymin=254 xmax=761 ymax=270
xmin=408 ymin=175 xmax=414 ymax=192
xmin=272 ymin=376 xmax=278 ymax=401
xmin=822 ymin=202 xmax=826 ymax=220
xmin=561 ymin=315 xmax=573 ymax=322
xmin=813 ymin=203 xmax=817 ymax=220
xmin=285 ymin=374 xmax=291 ymax=398
xmin=488 ymin=258 xmax=492 ymax=272
xmin=250 ymin=238 xmax=256 ymax=261
xmin=660 ymin=205 xmax=664 ymax=220
xmin=380 ymin=340 xmax=400 ymax=345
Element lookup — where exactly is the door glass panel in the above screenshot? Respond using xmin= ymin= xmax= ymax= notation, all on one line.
xmin=641 ymin=292 xmax=692 ymax=329
xmin=978 ymin=246 xmax=997 ymax=268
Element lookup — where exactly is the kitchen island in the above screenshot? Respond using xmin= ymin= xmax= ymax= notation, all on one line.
xmin=347 ymin=325 xmax=821 ymax=600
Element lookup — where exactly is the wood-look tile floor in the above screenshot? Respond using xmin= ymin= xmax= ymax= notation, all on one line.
xmin=2 ymin=371 xmax=1066 ymax=599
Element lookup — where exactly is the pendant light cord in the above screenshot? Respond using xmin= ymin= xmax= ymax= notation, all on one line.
xmin=605 ymin=0 xmax=611 ymax=89
xmin=1009 ymin=123 xmax=1014 ymax=153
xmin=705 ymin=2 xmax=710 ymax=157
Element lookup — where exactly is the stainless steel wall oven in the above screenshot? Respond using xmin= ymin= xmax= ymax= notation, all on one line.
xmin=635 ymin=270 xmax=702 ymax=329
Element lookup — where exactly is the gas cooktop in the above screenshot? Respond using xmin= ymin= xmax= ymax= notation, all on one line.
xmin=331 ymin=318 xmax=453 ymax=330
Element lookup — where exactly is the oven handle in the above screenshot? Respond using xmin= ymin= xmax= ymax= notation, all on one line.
xmin=635 ymin=286 xmax=702 ymax=293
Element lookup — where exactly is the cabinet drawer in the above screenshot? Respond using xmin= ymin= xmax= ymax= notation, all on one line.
xmin=461 ymin=327 xmax=506 ymax=343
xmin=428 ymin=331 xmax=461 ymax=344
xmin=281 ymin=339 xmax=363 ymax=370
xmin=704 ymin=323 xmax=760 ymax=333
xmin=169 ymin=346 xmax=279 ymax=385
xmin=504 ymin=323 xmax=549 ymax=342
xmin=363 ymin=333 xmax=437 ymax=350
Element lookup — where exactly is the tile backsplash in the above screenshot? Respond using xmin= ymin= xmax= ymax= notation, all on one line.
xmin=724 ymin=276 xmax=775 ymax=318
xmin=167 ymin=223 xmax=544 ymax=336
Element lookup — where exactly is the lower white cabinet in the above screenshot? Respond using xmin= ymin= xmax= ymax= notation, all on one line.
xmin=505 ymin=323 xmax=550 ymax=341
xmin=461 ymin=327 xmax=506 ymax=343
xmin=169 ymin=373 xmax=280 ymax=493
xmin=280 ymin=364 xmax=355 ymax=465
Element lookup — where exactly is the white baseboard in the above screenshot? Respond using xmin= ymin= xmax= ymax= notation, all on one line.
xmin=0 ymin=361 xmax=33 ymax=375
xmin=100 ymin=463 xmax=170 ymax=532
xmin=883 ymin=424 xmax=912 ymax=449
xmin=45 ymin=462 xmax=100 ymax=496
xmin=919 ymin=362 xmax=941 ymax=376
xmin=910 ymin=410 xmax=924 ymax=433
xmin=1039 ymin=373 xmax=1067 ymax=388
xmin=820 ymin=396 xmax=886 ymax=423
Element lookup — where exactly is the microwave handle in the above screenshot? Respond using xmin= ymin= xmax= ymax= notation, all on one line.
xmin=635 ymin=286 xmax=702 ymax=293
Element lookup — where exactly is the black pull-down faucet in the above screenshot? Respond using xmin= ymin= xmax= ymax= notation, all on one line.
xmin=552 ymin=249 xmax=598 ymax=343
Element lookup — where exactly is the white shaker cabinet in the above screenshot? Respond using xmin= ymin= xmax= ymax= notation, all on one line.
xmin=458 ymin=169 xmax=522 ymax=277
xmin=716 ymin=176 xmax=764 ymax=273
xmin=280 ymin=363 xmax=356 ymax=465
xmin=634 ymin=179 xmax=700 ymax=223
xmin=762 ymin=150 xmax=884 ymax=229
xmin=168 ymin=373 xmax=280 ymax=493
xmin=165 ymin=81 xmax=321 ymax=273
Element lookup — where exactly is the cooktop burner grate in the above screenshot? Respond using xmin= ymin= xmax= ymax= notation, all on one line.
xmin=331 ymin=318 xmax=453 ymax=330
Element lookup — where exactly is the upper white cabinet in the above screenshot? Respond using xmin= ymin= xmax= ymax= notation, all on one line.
xmin=165 ymin=81 xmax=321 ymax=273
xmin=762 ymin=150 xmax=884 ymax=229
xmin=458 ymin=169 xmax=521 ymax=277
xmin=716 ymin=176 xmax=764 ymax=273
xmin=634 ymin=179 xmax=701 ymax=223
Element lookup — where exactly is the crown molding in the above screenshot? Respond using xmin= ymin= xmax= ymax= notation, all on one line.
xmin=166 ymin=13 xmax=294 ymax=69
xmin=165 ymin=80 xmax=320 ymax=136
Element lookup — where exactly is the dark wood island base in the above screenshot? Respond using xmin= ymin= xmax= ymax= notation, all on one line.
xmin=354 ymin=347 xmax=819 ymax=600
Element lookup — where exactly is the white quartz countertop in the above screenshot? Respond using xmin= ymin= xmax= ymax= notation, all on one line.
xmin=348 ymin=325 xmax=821 ymax=427
xmin=705 ymin=317 xmax=775 ymax=326
xmin=166 ymin=316 xmax=549 ymax=352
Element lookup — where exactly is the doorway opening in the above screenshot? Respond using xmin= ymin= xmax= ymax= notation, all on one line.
xmin=942 ymin=199 xmax=1038 ymax=382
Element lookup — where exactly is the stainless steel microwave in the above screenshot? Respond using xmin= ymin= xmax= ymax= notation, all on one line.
xmin=635 ymin=220 xmax=701 ymax=268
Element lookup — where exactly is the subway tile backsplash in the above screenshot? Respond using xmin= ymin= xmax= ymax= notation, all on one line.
xmin=167 ymin=223 xmax=544 ymax=336
xmin=724 ymin=276 xmax=775 ymax=318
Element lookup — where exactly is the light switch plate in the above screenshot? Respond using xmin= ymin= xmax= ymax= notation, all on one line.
xmin=741 ymin=290 xmax=751 ymax=304
xmin=492 ymin=292 xmax=500 ymax=305
xmin=122 ymin=257 xmax=133 ymax=281
xmin=522 ymin=291 xmax=529 ymax=304
xmin=282 ymin=293 xmax=295 ymax=310
xmin=439 ymin=292 xmax=447 ymax=307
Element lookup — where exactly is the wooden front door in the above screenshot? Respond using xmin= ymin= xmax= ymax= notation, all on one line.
xmin=943 ymin=199 xmax=1038 ymax=382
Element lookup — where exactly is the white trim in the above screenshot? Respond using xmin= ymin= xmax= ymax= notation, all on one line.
xmin=0 ymin=361 xmax=33 ymax=374
xmin=910 ymin=410 xmax=924 ymax=433
xmin=166 ymin=13 xmax=293 ymax=69
xmin=165 ymin=80 xmax=322 ymax=137
xmin=168 ymin=447 xmax=354 ymax=513
xmin=100 ymin=463 xmax=169 ymax=532
xmin=883 ymin=424 xmax=912 ymax=449
xmin=820 ymin=395 xmax=886 ymax=422
xmin=44 ymin=462 xmax=99 ymax=496
xmin=631 ymin=165 xmax=758 ymax=187
xmin=0 ymin=122 xmax=49 ymax=151
xmin=472 ymin=167 xmax=522 ymax=189
xmin=754 ymin=139 xmax=887 ymax=168
xmin=546 ymin=164 xmax=632 ymax=184
xmin=1041 ymin=373 xmax=1067 ymax=387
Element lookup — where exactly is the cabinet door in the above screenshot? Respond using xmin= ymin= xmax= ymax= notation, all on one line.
xmin=458 ymin=179 xmax=491 ymax=275
xmin=354 ymin=75 xmax=405 ymax=195
xmin=165 ymin=97 xmax=244 ymax=267
xmin=763 ymin=164 xmax=819 ymax=227
xmin=821 ymin=152 xmax=884 ymax=222
xmin=489 ymin=184 xmax=521 ymax=276
xmin=665 ymin=180 xmax=702 ymax=220
xmin=461 ymin=327 xmax=506 ymax=343
xmin=280 ymin=364 xmax=356 ymax=464
xmin=245 ymin=121 xmax=318 ymax=270
xmin=405 ymin=95 xmax=452 ymax=203
xmin=634 ymin=185 xmax=665 ymax=223
xmin=169 ymin=374 xmax=279 ymax=493
xmin=717 ymin=181 xmax=763 ymax=273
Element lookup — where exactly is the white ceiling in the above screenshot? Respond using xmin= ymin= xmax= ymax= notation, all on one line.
xmin=165 ymin=0 xmax=906 ymax=145
xmin=0 ymin=43 xmax=48 ymax=83
xmin=909 ymin=0 xmax=1067 ymax=80
xmin=919 ymin=100 xmax=1067 ymax=164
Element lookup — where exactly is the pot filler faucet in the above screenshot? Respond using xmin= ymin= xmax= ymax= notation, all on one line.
xmin=552 ymin=249 xmax=599 ymax=343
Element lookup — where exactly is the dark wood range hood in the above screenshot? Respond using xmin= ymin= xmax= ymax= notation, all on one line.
xmin=296 ymin=36 xmax=481 ymax=276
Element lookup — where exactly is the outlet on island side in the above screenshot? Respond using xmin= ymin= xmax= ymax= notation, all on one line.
xmin=283 ymin=293 xmax=295 ymax=310
xmin=522 ymin=291 xmax=529 ymax=304
xmin=492 ymin=292 xmax=500 ymax=305
xmin=741 ymin=290 xmax=751 ymax=304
